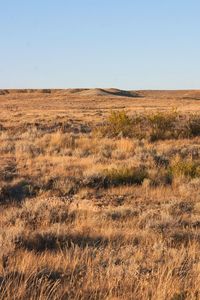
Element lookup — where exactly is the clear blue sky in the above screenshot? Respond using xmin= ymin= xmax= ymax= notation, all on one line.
xmin=1 ymin=0 xmax=200 ymax=89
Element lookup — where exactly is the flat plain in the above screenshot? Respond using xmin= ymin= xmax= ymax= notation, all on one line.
xmin=1 ymin=89 xmax=200 ymax=300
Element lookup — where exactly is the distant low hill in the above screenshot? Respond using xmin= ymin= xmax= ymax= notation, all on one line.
xmin=67 ymin=88 xmax=141 ymax=98
xmin=1 ymin=88 xmax=200 ymax=100
xmin=0 ymin=88 xmax=141 ymax=98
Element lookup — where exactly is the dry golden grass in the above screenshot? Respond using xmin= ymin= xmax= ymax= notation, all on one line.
xmin=1 ymin=89 xmax=200 ymax=299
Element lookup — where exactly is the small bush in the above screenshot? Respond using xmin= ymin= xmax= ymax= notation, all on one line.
xmin=99 ymin=111 xmax=134 ymax=138
xmin=170 ymin=159 xmax=200 ymax=179
xmin=45 ymin=176 xmax=78 ymax=196
xmin=106 ymin=208 xmax=138 ymax=221
xmin=104 ymin=166 xmax=148 ymax=186
xmin=0 ymin=180 xmax=38 ymax=202
xmin=169 ymin=201 xmax=194 ymax=216
xmin=108 ymin=111 xmax=132 ymax=136
xmin=149 ymin=169 xmax=172 ymax=186
xmin=148 ymin=111 xmax=177 ymax=141
xmin=188 ymin=115 xmax=200 ymax=137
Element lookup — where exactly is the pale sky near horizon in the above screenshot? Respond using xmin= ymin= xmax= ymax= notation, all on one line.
xmin=1 ymin=0 xmax=200 ymax=89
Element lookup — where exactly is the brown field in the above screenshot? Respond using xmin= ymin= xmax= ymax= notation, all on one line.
xmin=1 ymin=89 xmax=200 ymax=300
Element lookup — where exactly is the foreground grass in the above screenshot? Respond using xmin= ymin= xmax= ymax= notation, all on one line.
xmin=1 ymin=186 xmax=200 ymax=300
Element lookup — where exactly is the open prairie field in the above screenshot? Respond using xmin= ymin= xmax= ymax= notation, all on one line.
xmin=1 ymin=89 xmax=200 ymax=300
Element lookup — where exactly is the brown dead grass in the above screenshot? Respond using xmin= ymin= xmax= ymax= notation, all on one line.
xmin=1 ymin=89 xmax=200 ymax=299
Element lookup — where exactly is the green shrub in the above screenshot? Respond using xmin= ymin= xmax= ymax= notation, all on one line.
xmin=188 ymin=115 xmax=200 ymax=137
xmin=98 ymin=110 xmax=200 ymax=141
xmin=104 ymin=166 xmax=148 ymax=186
xmin=147 ymin=111 xmax=178 ymax=141
xmin=170 ymin=159 xmax=200 ymax=178
xmin=99 ymin=111 xmax=133 ymax=138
